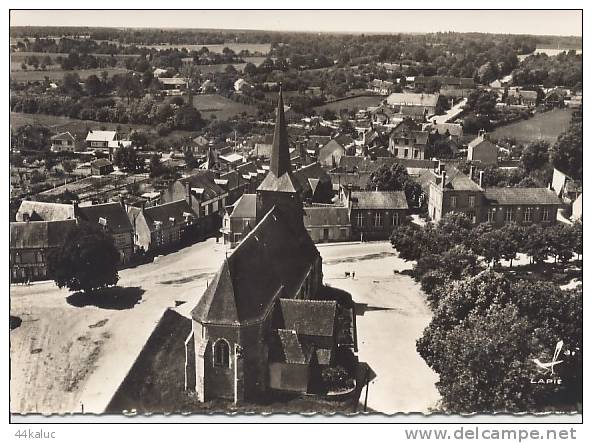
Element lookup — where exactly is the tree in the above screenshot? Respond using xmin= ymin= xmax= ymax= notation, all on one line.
xmin=112 ymin=146 xmax=139 ymax=172
xmin=85 ymin=74 xmax=102 ymax=97
xmin=520 ymin=141 xmax=549 ymax=173
xmin=62 ymin=72 xmax=82 ymax=97
xmin=466 ymin=90 xmax=498 ymax=116
xmin=149 ymin=154 xmax=165 ymax=178
xmin=48 ymin=221 xmax=120 ymax=294
xmin=173 ymin=105 xmax=204 ymax=131
xmin=184 ymin=149 xmax=199 ymax=169
xmin=523 ymin=224 xmax=550 ymax=264
xmin=243 ymin=62 xmax=257 ymax=76
xmin=550 ymin=122 xmax=582 ymax=180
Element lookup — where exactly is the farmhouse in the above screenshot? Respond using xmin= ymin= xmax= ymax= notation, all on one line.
xmin=467 ymin=131 xmax=499 ymax=165
xmin=388 ymin=119 xmax=430 ymax=160
xmin=386 ymin=92 xmax=440 ymax=116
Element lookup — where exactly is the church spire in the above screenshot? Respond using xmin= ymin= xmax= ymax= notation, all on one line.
xmin=269 ymin=84 xmax=291 ymax=178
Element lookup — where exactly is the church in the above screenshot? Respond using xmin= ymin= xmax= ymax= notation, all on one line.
xmin=187 ymin=87 xmax=342 ymax=403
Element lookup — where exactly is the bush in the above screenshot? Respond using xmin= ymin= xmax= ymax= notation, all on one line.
xmin=321 ymin=365 xmax=353 ymax=392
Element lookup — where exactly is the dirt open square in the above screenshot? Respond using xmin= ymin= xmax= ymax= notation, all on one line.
xmin=10 ymin=239 xmax=438 ymax=415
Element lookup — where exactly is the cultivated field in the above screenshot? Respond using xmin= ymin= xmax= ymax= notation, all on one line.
xmin=491 ymin=108 xmax=574 ymax=144
xmin=192 ymin=94 xmax=258 ymax=120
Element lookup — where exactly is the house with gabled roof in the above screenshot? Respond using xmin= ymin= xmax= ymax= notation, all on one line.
xmin=127 ymin=199 xmax=197 ymax=253
xmin=10 ymin=219 xmax=78 ymax=281
xmin=86 ymin=130 xmax=118 ymax=150
xmin=187 ymin=87 xmax=350 ymax=402
xmin=467 ymin=130 xmax=499 ymax=165
xmin=50 ymin=132 xmax=77 ymax=153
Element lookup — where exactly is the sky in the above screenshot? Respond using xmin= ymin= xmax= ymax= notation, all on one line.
xmin=10 ymin=10 xmax=582 ymax=36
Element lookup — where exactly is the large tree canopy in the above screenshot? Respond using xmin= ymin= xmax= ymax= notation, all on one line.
xmin=48 ymin=221 xmax=120 ymax=294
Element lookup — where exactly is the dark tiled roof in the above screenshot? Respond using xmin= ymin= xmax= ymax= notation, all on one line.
xmin=230 ymin=194 xmax=256 ymax=219
xmin=278 ymin=299 xmax=337 ymax=337
xmin=274 ymin=329 xmax=310 ymax=364
xmin=303 ymin=205 xmax=350 ymax=227
xmin=180 ymin=170 xmax=226 ymax=202
xmin=143 ymin=200 xmax=196 ymax=229
xmin=77 ymin=202 xmax=133 ymax=234
xmin=192 ymin=206 xmax=319 ymax=325
xmin=293 ymin=162 xmax=332 ymax=198
xmin=484 ymin=187 xmax=563 ymax=206
xmin=351 ymin=191 xmax=408 ymax=210
xmin=10 ymin=220 xmax=77 ymax=249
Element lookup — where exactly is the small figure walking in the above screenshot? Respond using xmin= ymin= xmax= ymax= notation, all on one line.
xmin=352 ymin=271 xmax=356 ymax=279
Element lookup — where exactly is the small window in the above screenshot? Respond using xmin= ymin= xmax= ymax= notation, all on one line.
xmin=468 ymin=196 xmax=475 ymax=207
xmin=542 ymin=207 xmax=550 ymax=222
xmin=375 ymin=212 xmax=383 ymax=227
xmin=213 ymin=339 xmax=230 ymax=368
xmin=450 ymin=196 xmax=457 ymax=208
xmin=357 ymin=212 xmax=364 ymax=227
xmin=524 ymin=207 xmax=533 ymax=222
xmin=392 ymin=212 xmax=400 ymax=226
xmin=505 ymin=207 xmax=514 ymax=222
xmin=404 ymin=148 xmax=409 ymax=158
xmin=487 ymin=208 xmax=495 ymax=223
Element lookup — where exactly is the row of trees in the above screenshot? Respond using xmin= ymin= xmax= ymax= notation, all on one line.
xmin=389 ymin=212 xmax=583 ymax=412
xmin=391 ymin=213 xmax=582 ymax=271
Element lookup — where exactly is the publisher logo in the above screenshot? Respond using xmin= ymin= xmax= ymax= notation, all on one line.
xmin=530 ymin=340 xmax=564 ymax=385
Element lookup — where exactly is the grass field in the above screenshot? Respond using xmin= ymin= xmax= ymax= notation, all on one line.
xmin=491 ymin=108 xmax=574 ymax=144
xmin=10 ymin=67 xmax=130 ymax=82
xmin=192 ymin=94 xmax=258 ymax=120
xmin=314 ymin=95 xmax=384 ymax=113
xmin=10 ymin=112 xmax=152 ymax=138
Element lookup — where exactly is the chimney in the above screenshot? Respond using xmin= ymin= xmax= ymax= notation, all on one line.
xmin=479 ymin=170 xmax=484 ymax=188
xmin=469 ymin=165 xmax=476 ymax=181
xmin=478 ymin=129 xmax=487 ymax=139
xmin=185 ymin=181 xmax=192 ymax=206
xmin=441 ymin=171 xmax=447 ymax=190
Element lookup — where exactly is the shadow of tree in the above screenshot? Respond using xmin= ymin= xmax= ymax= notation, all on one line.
xmin=10 ymin=315 xmax=22 ymax=330
xmin=66 ymin=286 xmax=144 ymax=310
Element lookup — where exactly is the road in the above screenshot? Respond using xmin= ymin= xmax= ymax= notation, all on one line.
xmin=319 ymin=241 xmax=440 ymax=413
xmin=427 ymin=98 xmax=467 ymax=125
xmin=11 ymin=239 xmax=439 ymax=415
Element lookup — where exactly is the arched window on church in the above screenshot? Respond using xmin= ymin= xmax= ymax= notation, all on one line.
xmin=213 ymin=339 xmax=230 ymax=368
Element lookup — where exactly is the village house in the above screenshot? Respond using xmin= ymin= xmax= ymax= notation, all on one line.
xmin=158 ymin=77 xmax=189 ymax=94
xmin=427 ymin=165 xmax=564 ymax=225
xmin=10 ymin=219 xmax=77 ymax=282
xmin=77 ymin=200 xmax=135 ymax=264
xmin=86 ymin=130 xmax=118 ymax=150
xmin=317 ymin=134 xmax=355 ymax=168
xmin=506 ymin=88 xmax=538 ymax=108
xmin=303 ymin=204 xmax=351 ymax=243
xmin=388 ymin=119 xmax=430 ymax=160
xmin=126 ymin=199 xmax=197 ymax=254
xmin=161 ymin=171 xmax=228 ymax=238
xmin=50 ymin=131 xmax=77 ymax=153
xmin=342 ymin=188 xmax=409 ymax=241
xmin=368 ymin=79 xmax=395 ymax=95
xmin=187 ymin=88 xmax=346 ymax=402
xmin=220 ymin=193 xmax=256 ymax=247
xmin=467 ymin=130 xmax=499 ymax=165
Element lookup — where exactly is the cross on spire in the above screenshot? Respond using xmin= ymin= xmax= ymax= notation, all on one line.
xmin=269 ymin=83 xmax=291 ymax=178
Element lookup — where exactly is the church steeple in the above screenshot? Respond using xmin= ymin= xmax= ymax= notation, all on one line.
xmin=269 ymin=84 xmax=292 ymax=177
xmin=256 ymin=84 xmax=303 ymax=223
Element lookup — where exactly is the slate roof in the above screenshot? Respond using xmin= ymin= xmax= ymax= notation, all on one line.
xmin=192 ymin=206 xmax=319 ymax=325
xmin=303 ymin=205 xmax=350 ymax=227
xmin=16 ymin=201 xmax=75 ymax=222
xmin=293 ymin=162 xmax=332 ymax=199
xmin=230 ymin=194 xmax=256 ymax=219
xmin=179 ymin=171 xmax=227 ymax=202
xmin=484 ymin=188 xmax=563 ymax=206
xmin=274 ymin=329 xmax=311 ymax=364
xmin=142 ymin=200 xmax=196 ymax=230
xmin=468 ymin=135 xmax=497 ymax=150
xmin=86 ymin=130 xmax=117 ymax=142
xmin=77 ymin=202 xmax=133 ymax=234
xmin=278 ymin=299 xmax=337 ymax=337
xmin=351 ymin=191 xmax=409 ymax=210
xmin=10 ymin=220 xmax=77 ymax=250
xmin=387 ymin=92 xmax=439 ymax=107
